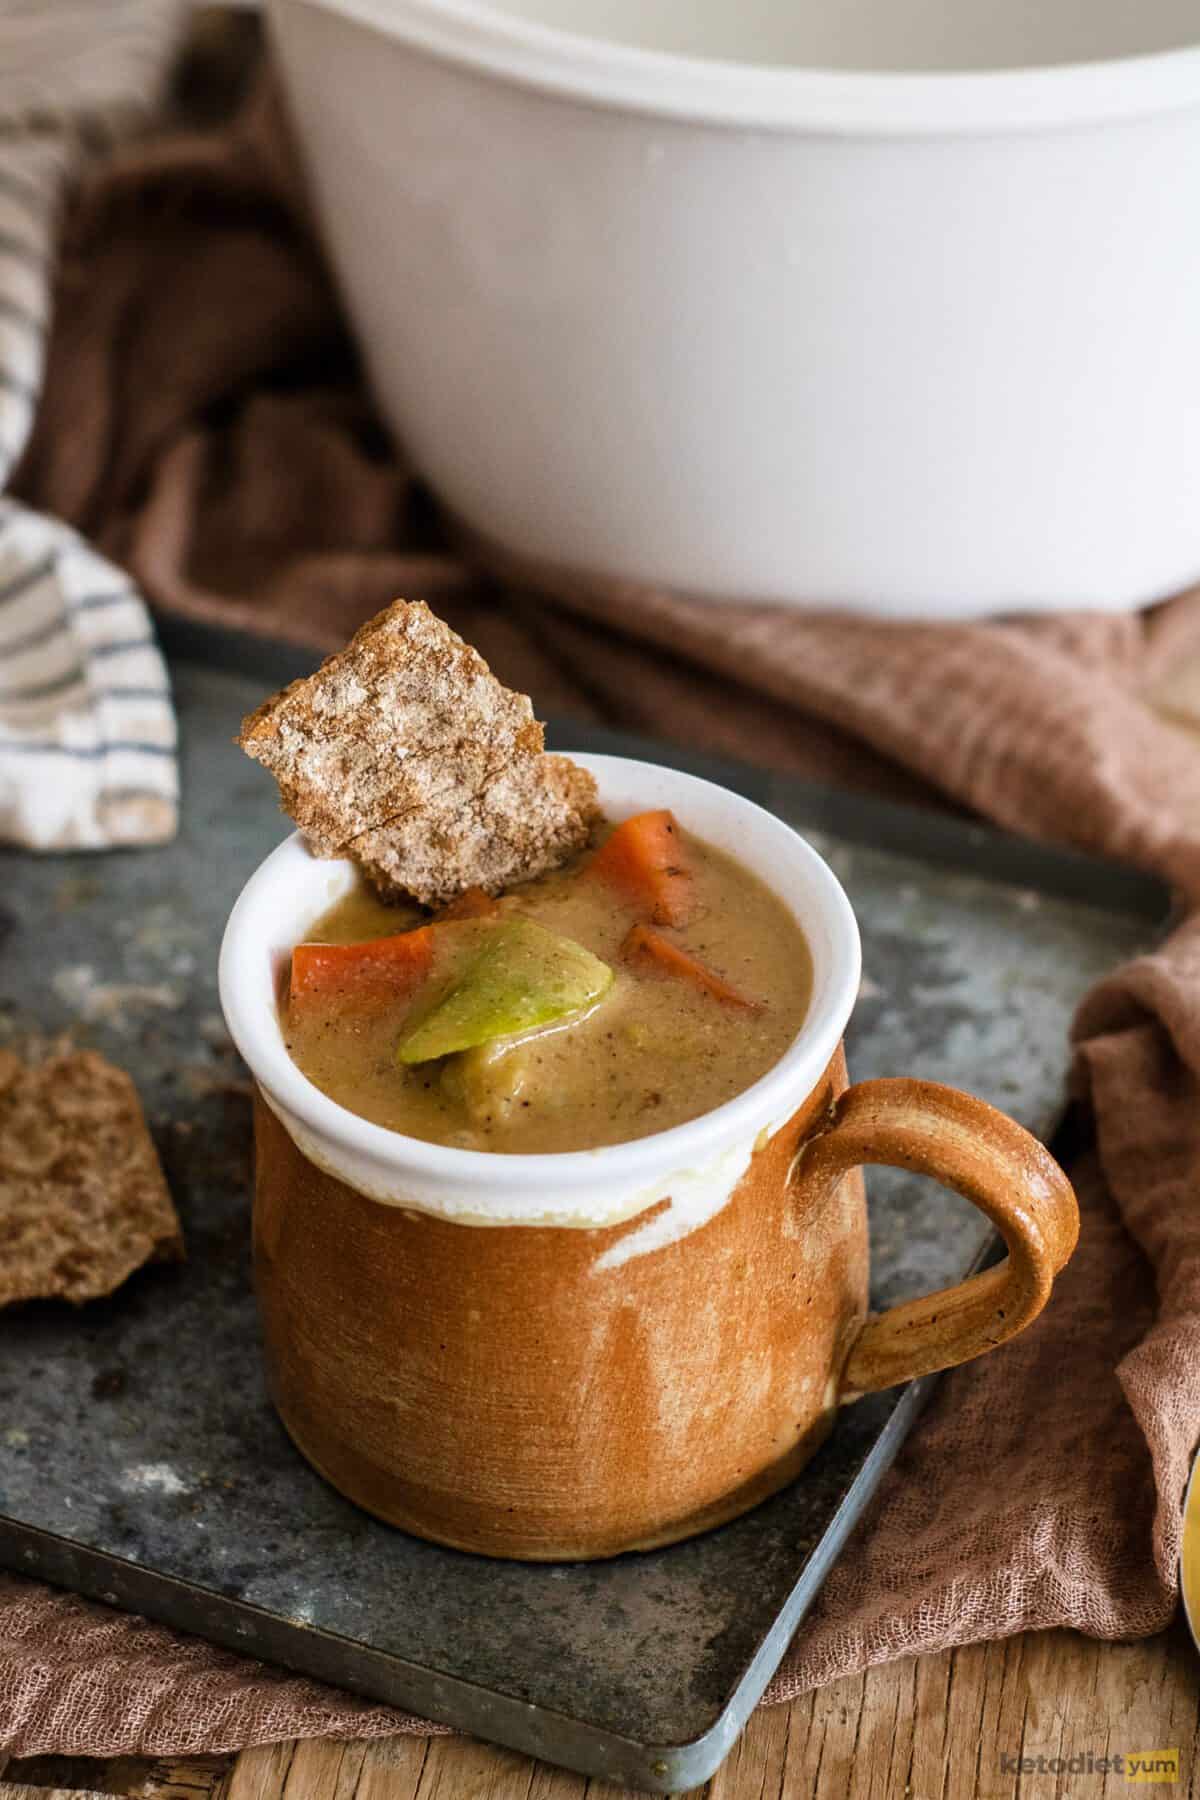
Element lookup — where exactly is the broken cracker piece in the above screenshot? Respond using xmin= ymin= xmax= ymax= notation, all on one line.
xmin=239 ymin=599 xmax=599 ymax=904
xmin=349 ymin=754 xmax=600 ymax=903
xmin=0 ymin=1045 xmax=183 ymax=1307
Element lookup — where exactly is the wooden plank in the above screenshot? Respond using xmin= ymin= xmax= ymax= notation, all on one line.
xmin=839 ymin=1655 xmax=919 ymax=1800
xmin=410 ymin=1734 xmax=542 ymax=1798
xmin=1 ymin=1764 xmax=130 ymax=1798
xmin=579 ymin=1773 xmax=659 ymax=1800
xmin=277 ymin=1741 xmax=367 ymax=1800
xmin=225 ymin=1745 xmax=298 ymax=1800
xmin=348 ymin=1740 xmax=431 ymax=1800
xmin=0 ymin=1788 xmax=115 ymax=1800
xmin=143 ymin=1759 xmax=236 ymax=1800
xmin=0 ymin=1761 xmax=232 ymax=1800
xmin=527 ymin=1766 xmax=587 ymax=1800
xmin=705 ymin=1698 xmax=791 ymax=1799
xmin=177 ymin=1769 xmax=225 ymax=1800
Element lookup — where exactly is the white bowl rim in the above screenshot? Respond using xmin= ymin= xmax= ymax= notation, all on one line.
xmin=278 ymin=0 xmax=1200 ymax=136
xmin=218 ymin=752 xmax=862 ymax=1196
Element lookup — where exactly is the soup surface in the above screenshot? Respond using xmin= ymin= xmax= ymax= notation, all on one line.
xmin=284 ymin=817 xmax=812 ymax=1154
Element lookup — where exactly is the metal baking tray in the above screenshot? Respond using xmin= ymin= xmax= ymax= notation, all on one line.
xmin=0 ymin=621 xmax=1169 ymax=1791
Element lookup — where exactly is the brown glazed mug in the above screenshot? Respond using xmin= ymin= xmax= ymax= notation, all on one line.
xmin=220 ymin=755 xmax=1079 ymax=1561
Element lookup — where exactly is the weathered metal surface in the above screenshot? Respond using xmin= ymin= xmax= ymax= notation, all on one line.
xmin=0 ymin=651 xmax=1163 ymax=1791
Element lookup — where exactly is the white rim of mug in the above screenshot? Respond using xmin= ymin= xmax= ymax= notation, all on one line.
xmin=218 ymin=753 xmax=863 ymax=1198
xmin=276 ymin=0 xmax=1200 ymax=136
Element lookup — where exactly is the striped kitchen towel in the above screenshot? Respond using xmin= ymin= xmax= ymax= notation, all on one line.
xmin=0 ymin=0 xmax=184 ymax=850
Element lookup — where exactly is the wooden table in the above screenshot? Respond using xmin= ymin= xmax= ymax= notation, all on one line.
xmin=2 ymin=1623 xmax=1197 ymax=1800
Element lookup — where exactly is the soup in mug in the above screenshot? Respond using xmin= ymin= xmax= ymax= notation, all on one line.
xmin=284 ymin=811 xmax=812 ymax=1154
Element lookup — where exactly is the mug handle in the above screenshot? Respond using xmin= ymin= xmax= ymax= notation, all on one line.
xmin=794 ymin=1078 xmax=1080 ymax=1402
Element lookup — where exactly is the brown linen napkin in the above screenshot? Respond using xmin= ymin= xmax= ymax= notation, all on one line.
xmin=4 ymin=58 xmax=1200 ymax=1757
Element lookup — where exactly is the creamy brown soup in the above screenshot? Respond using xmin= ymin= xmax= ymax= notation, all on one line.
xmin=284 ymin=818 xmax=812 ymax=1154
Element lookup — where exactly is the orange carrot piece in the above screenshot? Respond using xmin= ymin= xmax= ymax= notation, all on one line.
xmin=290 ymin=927 xmax=435 ymax=1007
xmin=588 ymin=810 xmax=692 ymax=926
xmin=621 ymin=924 xmax=759 ymax=1010
xmin=436 ymin=886 xmax=500 ymax=922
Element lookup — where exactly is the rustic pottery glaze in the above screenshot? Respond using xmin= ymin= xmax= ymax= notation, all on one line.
xmin=222 ymin=754 xmax=1080 ymax=1560
xmin=252 ymin=1055 xmax=1075 ymax=1559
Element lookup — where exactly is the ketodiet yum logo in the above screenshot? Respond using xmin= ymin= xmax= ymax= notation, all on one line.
xmin=998 ymin=1749 xmax=1179 ymax=1783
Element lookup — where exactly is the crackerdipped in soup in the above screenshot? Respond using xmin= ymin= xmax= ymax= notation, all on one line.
xmin=283 ymin=811 xmax=812 ymax=1154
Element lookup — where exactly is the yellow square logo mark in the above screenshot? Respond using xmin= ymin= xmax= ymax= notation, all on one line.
xmin=1126 ymin=1750 xmax=1179 ymax=1783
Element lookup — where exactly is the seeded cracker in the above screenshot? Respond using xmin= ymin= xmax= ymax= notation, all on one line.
xmin=238 ymin=599 xmax=600 ymax=903
xmin=0 ymin=1046 xmax=183 ymax=1307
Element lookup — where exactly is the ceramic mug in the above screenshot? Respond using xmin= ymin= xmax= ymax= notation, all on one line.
xmin=219 ymin=755 xmax=1079 ymax=1560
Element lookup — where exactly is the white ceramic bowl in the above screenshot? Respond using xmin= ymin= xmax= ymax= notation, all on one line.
xmin=218 ymin=753 xmax=860 ymax=1241
xmin=268 ymin=0 xmax=1200 ymax=618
